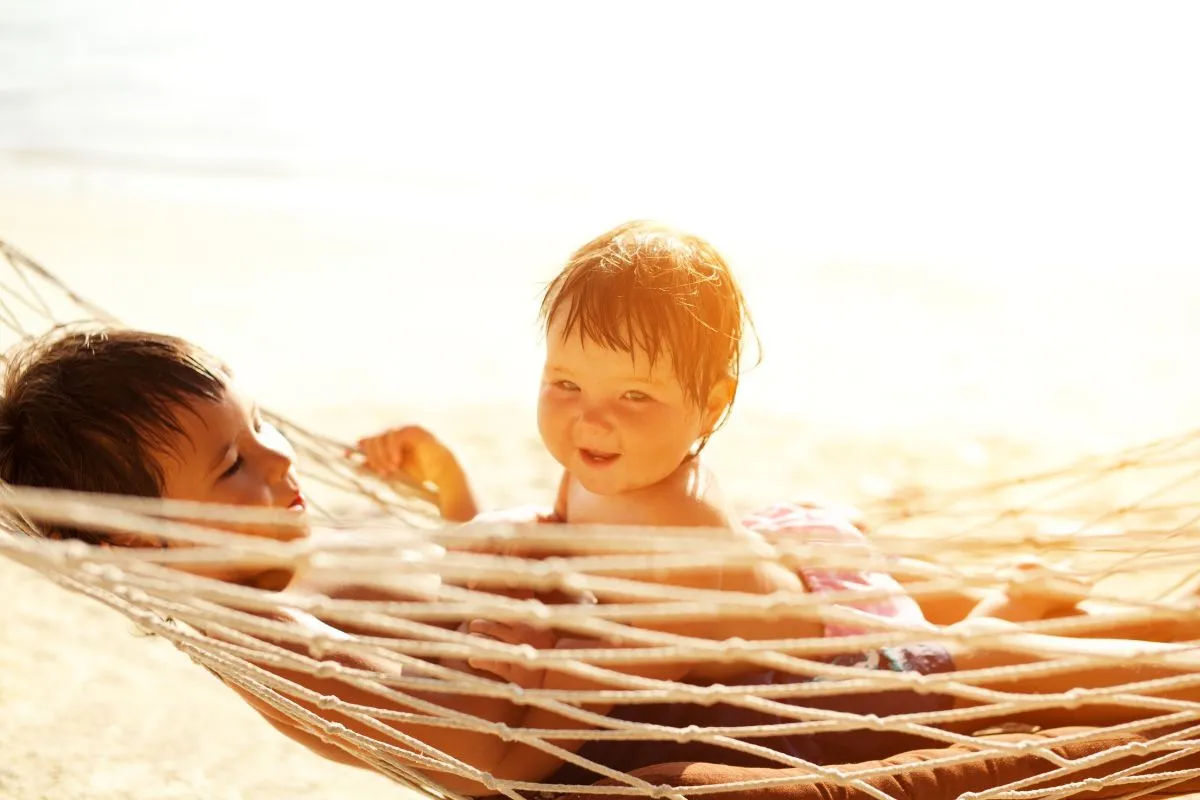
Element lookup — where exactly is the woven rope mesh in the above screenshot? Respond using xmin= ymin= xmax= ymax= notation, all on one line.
xmin=4 ymin=238 xmax=1200 ymax=800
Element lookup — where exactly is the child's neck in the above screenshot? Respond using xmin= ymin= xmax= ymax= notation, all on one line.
xmin=563 ymin=455 xmax=741 ymax=531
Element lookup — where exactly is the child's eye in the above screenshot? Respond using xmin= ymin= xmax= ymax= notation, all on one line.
xmin=623 ymin=390 xmax=650 ymax=402
xmin=252 ymin=409 xmax=264 ymax=432
xmin=220 ymin=456 xmax=245 ymax=480
xmin=554 ymin=380 xmax=580 ymax=392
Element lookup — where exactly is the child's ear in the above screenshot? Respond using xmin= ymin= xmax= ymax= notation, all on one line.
xmin=702 ymin=375 xmax=736 ymax=432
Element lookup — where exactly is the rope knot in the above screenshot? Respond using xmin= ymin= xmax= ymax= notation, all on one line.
xmin=673 ymin=725 xmax=705 ymax=743
xmin=314 ymin=659 xmax=340 ymax=679
xmin=309 ymin=636 xmax=334 ymax=659
xmin=722 ymin=637 xmax=748 ymax=662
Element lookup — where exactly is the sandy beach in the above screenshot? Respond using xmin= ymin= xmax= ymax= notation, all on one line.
xmin=3 ymin=163 xmax=1200 ymax=799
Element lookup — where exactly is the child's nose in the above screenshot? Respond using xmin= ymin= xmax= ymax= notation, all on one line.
xmin=576 ymin=404 xmax=614 ymax=435
xmin=262 ymin=441 xmax=295 ymax=480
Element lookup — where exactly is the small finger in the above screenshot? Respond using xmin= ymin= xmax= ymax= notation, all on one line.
xmin=365 ymin=438 xmax=396 ymax=474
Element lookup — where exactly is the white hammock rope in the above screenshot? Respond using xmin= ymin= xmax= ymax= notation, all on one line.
xmin=5 ymin=239 xmax=1200 ymax=799
xmin=6 ymin=504 xmax=1200 ymax=799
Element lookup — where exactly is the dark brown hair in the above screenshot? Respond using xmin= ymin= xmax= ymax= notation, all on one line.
xmin=539 ymin=220 xmax=759 ymax=450
xmin=0 ymin=327 xmax=231 ymax=542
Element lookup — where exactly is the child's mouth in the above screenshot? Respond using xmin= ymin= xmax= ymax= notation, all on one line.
xmin=579 ymin=448 xmax=620 ymax=466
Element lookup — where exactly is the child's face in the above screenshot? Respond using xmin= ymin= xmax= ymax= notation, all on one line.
xmin=537 ymin=314 xmax=728 ymax=496
xmin=152 ymin=381 xmax=308 ymax=540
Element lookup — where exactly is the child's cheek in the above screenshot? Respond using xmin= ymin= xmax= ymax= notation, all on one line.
xmin=613 ymin=400 xmax=659 ymax=428
xmin=545 ymin=391 xmax=581 ymax=418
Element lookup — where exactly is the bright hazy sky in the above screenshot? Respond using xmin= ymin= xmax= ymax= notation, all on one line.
xmin=46 ymin=0 xmax=1197 ymax=276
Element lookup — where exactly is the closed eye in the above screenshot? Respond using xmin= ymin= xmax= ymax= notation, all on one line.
xmin=220 ymin=456 xmax=244 ymax=480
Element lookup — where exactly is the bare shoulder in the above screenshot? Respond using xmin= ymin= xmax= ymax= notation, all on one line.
xmin=648 ymin=488 xmax=729 ymax=528
xmin=654 ymin=457 xmax=733 ymax=526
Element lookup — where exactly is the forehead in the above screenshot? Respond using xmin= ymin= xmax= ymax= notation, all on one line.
xmin=152 ymin=384 xmax=250 ymax=473
xmin=545 ymin=313 xmax=677 ymax=381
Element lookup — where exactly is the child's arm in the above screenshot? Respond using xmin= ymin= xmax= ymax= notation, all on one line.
xmin=202 ymin=603 xmax=520 ymax=795
xmin=356 ymin=425 xmax=480 ymax=521
xmin=235 ymin=579 xmax=621 ymax=794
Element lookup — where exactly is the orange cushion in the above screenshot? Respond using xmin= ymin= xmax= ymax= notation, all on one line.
xmin=553 ymin=726 xmax=1200 ymax=800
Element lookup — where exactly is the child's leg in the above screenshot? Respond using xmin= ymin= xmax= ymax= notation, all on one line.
xmin=943 ymin=619 xmax=1200 ymax=730
xmin=912 ymin=587 xmax=991 ymax=625
xmin=979 ymin=563 xmax=1200 ymax=642
xmin=1064 ymin=599 xmax=1200 ymax=643
xmin=886 ymin=557 xmax=1087 ymax=625
xmin=964 ymin=559 xmax=1092 ymax=623
xmin=921 ymin=574 xmax=1200 ymax=642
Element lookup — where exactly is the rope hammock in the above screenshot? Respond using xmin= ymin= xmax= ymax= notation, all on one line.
xmin=4 ymin=238 xmax=1200 ymax=800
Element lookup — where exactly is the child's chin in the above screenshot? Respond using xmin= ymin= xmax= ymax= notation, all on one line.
xmin=275 ymin=519 xmax=312 ymax=541
xmin=573 ymin=473 xmax=632 ymax=497
xmin=240 ymin=519 xmax=311 ymax=542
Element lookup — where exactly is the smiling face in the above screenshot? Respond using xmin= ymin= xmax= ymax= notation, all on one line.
xmin=537 ymin=221 xmax=756 ymax=466
xmin=537 ymin=312 xmax=730 ymax=496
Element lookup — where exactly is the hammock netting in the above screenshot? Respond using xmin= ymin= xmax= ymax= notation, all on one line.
xmin=4 ymin=238 xmax=1200 ymax=800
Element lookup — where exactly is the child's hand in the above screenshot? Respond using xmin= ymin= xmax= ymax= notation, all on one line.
xmin=355 ymin=426 xmax=478 ymax=521
xmin=356 ymin=425 xmax=458 ymax=486
xmin=465 ymin=619 xmax=558 ymax=687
